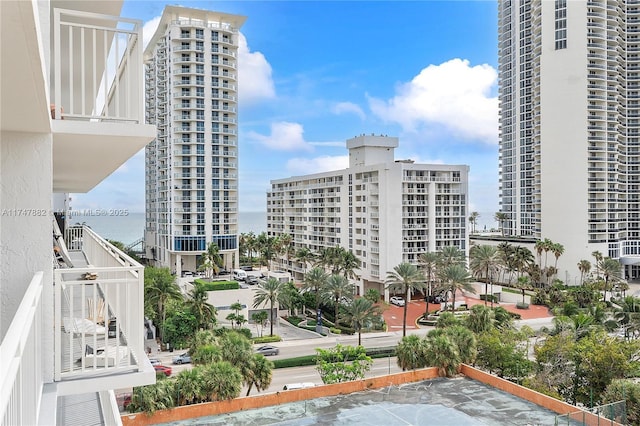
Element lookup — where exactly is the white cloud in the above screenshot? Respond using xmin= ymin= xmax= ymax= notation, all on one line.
xmin=247 ymin=121 xmax=313 ymax=151
xmin=237 ymin=33 xmax=276 ymax=104
xmin=286 ymin=155 xmax=349 ymax=176
xmin=142 ymin=16 xmax=161 ymax=50
xmin=368 ymin=58 xmax=498 ymax=145
xmin=332 ymin=102 xmax=365 ymax=120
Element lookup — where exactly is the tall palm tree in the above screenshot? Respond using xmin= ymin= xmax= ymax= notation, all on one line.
xmin=494 ymin=212 xmax=509 ymax=236
xmin=277 ymin=233 xmax=293 ymax=272
xmin=315 ymin=246 xmax=342 ymax=274
xmin=341 ymin=297 xmax=381 ymax=345
xmin=385 ymin=262 xmax=426 ymax=336
xmin=186 ymin=283 xmax=217 ymax=330
xmin=252 ymin=277 xmax=284 ymax=336
xmin=322 ymin=274 xmax=355 ymax=323
xmin=592 ymin=250 xmax=604 ymax=279
xmin=202 ymin=242 xmax=223 ymax=277
xmin=302 ymin=267 xmax=329 ymax=311
xmin=469 ymin=211 xmax=480 ymax=234
xmin=469 ymin=245 xmax=498 ymax=305
xmin=439 ymin=263 xmax=474 ymax=312
xmin=144 ymin=267 xmax=182 ymax=341
xmin=419 ymin=251 xmax=440 ymax=315
xmin=337 ymin=249 xmax=361 ymax=280
xmin=257 ymin=232 xmax=279 ymax=270
xmin=600 ymin=257 xmax=622 ymax=302
xmin=514 ymin=246 xmax=535 ymax=278
xmin=295 ymin=247 xmax=315 ymax=273
xmin=438 ymin=246 xmax=466 ymax=268
xmin=577 ymin=259 xmax=591 ymax=285
xmin=551 ymin=242 xmax=565 ymax=270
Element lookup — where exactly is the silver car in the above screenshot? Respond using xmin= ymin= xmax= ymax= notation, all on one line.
xmin=255 ymin=345 xmax=279 ymax=356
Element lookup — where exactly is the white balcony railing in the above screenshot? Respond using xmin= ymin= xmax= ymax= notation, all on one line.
xmin=52 ymin=9 xmax=144 ymax=123
xmin=55 ymin=226 xmax=145 ymax=382
xmin=0 ymin=272 xmax=44 ymax=426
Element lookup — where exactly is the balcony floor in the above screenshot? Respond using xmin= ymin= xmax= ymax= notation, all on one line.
xmin=57 ymin=393 xmax=103 ymax=426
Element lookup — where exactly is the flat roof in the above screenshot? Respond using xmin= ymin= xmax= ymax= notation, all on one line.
xmin=157 ymin=377 xmax=568 ymax=425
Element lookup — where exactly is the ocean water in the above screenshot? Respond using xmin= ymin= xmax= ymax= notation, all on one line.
xmin=70 ymin=211 xmax=267 ymax=245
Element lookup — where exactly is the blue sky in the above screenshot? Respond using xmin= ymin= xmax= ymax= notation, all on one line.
xmin=74 ymin=1 xmax=500 ymax=226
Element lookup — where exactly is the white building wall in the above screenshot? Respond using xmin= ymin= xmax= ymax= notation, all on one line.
xmin=0 ymin=131 xmax=54 ymax=381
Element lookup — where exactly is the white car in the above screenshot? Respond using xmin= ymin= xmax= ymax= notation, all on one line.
xmin=390 ymin=296 xmax=405 ymax=306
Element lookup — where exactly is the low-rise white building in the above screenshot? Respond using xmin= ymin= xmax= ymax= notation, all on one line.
xmin=267 ymin=134 xmax=469 ymax=300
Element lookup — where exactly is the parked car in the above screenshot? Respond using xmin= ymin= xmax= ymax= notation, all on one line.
xmin=117 ymin=393 xmax=132 ymax=410
xmin=182 ymin=271 xmax=193 ymax=277
xmin=172 ymin=352 xmax=192 ymax=365
xmin=154 ymin=365 xmax=172 ymax=377
xmin=425 ymin=293 xmax=447 ymax=303
xmin=283 ymin=382 xmax=315 ymax=390
xmin=255 ymin=345 xmax=279 ymax=356
xmin=390 ymin=296 xmax=406 ymax=306
xmin=247 ymin=276 xmax=259 ymax=285
xmin=148 ymin=358 xmax=161 ymax=366
xmin=240 ymin=265 xmax=253 ymax=271
xmin=218 ymin=268 xmax=230 ymax=275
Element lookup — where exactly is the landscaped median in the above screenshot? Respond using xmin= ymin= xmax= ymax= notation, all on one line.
xmin=121 ymin=367 xmax=440 ymax=426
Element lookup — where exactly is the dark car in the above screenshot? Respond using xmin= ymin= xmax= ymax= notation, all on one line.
xmin=247 ymin=276 xmax=259 ymax=285
xmin=255 ymin=345 xmax=279 ymax=356
xmin=240 ymin=265 xmax=253 ymax=271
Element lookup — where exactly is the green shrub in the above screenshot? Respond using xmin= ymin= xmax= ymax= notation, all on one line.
xmin=252 ymin=335 xmax=282 ymax=344
xmin=329 ymin=327 xmax=342 ymax=335
xmin=516 ymin=302 xmax=529 ymax=309
xmin=273 ymin=355 xmax=317 ymax=369
xmin=285 ymin=316 xmax=303 ymax=327
xmin=479 ymin=294 xmax=498 ymax=303
xmin=194 ymin=279 xmax=239 ymax=291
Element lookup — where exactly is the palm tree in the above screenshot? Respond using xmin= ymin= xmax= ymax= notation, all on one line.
xmin=425 ymin=334 xmax=461 ymax=377
xmin=469 ymin=211 xmax=480 ymax=234
xmin=256 ymin=232 xmax=279 ymax=270
xmin=396 ymin=335 xmax=427 ymax=371
xmin=277 ymin=233 xmax=293 ymax=272
xmin=322 ymin=274 xmax=355 ymax=324
xmin=439 ymin=263 xmax=474 ymax=311
xmin=245 ymin=354 xmax=274 ymax=396
xmin=175 ymin=367 xmax=206 ymax=405
xmin=302 ymin=267 xmax=329 ymax=311
xmin=295 ymin=247 xmax=315 ymax=273
xmin=337 ymin=249 xmax=361 ymax=280
xmin=419 ymin=251 xmax=440 ymax=316
xmin=201 ymin=361 xmax=243 ymax=401
xmin=315 ymin=246 xmax=342 ymax=274
xmin=341 ymin=297 xmax=381 ymax=345
xmin=438 ymin=246 xmax=466 ymax=268
xmin=514 ymin=275 xmax=530 ymax=304
xmin=469 ymin=245 xmax=498 ymax=306
xmin=144 ymin=267 xmax=182 ymax=341
xmin=186 ymin=283 xmax=217 ymax=330
xmin=385 ymin=262 xmax=426 ymax=336
xmin=551 ymin=243 xmax=564 ymax=269
xmin=494 ymin=212 xmax=509 ymax=236
xmin=514 ymin=246 xmax=535 ymax=278
xmin=465 ymin=304 xmax=493 ymax=333
xmin=202 ymin=242 xmax=223 ymax=277
xmin=252 ymin=277 xmax=284 ymax=336
xmin=600 ymin=257 xmax=622 ymax=302
xmin=577 ymin=259 xmax=591 ymax=285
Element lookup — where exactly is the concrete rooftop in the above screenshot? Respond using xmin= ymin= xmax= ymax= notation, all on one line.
xmin=157 ymin=377 xmax=574 ymax=425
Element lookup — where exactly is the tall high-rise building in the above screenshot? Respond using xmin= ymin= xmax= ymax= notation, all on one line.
xmin=498 ymin=0 xmax=640 ymax=279
xmin=144 ymin=6 xmax=246 ymax=275
xmin=267 ymin=135 xmax=469 ymax=299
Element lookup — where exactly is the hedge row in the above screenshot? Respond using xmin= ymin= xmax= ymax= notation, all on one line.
xmin=272 ymin=346 xmax=396 ymax=369
xmin=194 ymin=279 xmax=239 ymax=291
xmin=253 ymin=335 xmax=282 ymax=344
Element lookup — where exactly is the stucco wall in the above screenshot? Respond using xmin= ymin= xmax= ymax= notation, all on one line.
xmin=121 ymin=368 xmax=439 ymax=425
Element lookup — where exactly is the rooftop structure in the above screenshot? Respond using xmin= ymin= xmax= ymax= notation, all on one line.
xmin=143 ymin=6 xmax=246 ymax=276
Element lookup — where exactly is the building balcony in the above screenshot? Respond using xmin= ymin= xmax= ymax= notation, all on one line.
xmin=51 ymin=8 xmax=155 ymax=192
xmin=54 ymin=226 xmax=154 ymax=392
xmin=1 ymin=226 xmax=154 ymax=425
